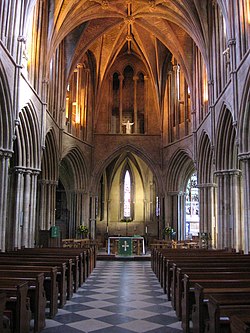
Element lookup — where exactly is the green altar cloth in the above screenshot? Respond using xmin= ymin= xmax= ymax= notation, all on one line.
xmin=118 ymin=237 xmax=132 ymax=256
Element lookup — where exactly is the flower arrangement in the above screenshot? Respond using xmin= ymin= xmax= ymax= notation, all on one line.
xmin=77 ymin=225 xmax=89 ymax=235
xmin=120 ymin=217 xmax=132 ymax=222
xmin=199 ymin=232 xmax=212 ymax=240
xmin=163 ymin=226 xmax=173 ymax=235
xmin=163 ymin=226 xmax=176 ymax=240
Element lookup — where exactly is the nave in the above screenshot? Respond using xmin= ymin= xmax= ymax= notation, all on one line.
xmin=42 ymin=260 xmax=182 ymax=333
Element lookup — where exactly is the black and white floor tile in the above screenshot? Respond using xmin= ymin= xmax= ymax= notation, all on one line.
xmin=42 ymin=260 xmax=183 ymax=332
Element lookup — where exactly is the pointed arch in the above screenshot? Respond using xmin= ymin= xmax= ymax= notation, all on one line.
xmin=41 ymin=129 xmax=59 ymax=181
xmin=166 ymin=149 xmax=195 ymax=192
xmin=14 ymin=103 xmax=41 ymax=169
xmin=198 ymin=131 xmax=213 ymax=184
xmin=215 ymin=106 xmax=237 ymax=170
xmin=238 ymin=68 xmax=250 ymax=155
xmin=91 ymin=144 xmax=162 ymax=195
xmin=60 ymin=146 xmax=88 ymax=191
xmin=0 ymin=60 xmax=13 ymax=151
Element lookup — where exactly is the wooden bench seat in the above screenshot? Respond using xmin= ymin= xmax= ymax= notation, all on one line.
xmin=0 ymin=273 xmax=46 ymax=333
xmin=3 ymin=253 xmax=75 ymax=299
xmin=230 ymin=313 xmax=250 ymax=333
xmin=206 ymin=293 xmax=250 ymax=333
xmin=178 ymin=271 xmax=250 ymax=319
xmin=0 ymin=280 xmax=31 ymax=333
xmin=164 ymin=255 xmax=250 ymax=300
xmin=173 ymin=264 xmax=250 ymax=312
xmin=0 ymin=257 xmax=67 ymax=308
xmin=15 ymin=250 xmax=80 ymax=292
xmin=0 ymin=292 xmax=6 ymax=332
xmin=0 ymin=264 xmax=58 ymax=318
xmin=192 ymin=281 xmax=250 ymax=333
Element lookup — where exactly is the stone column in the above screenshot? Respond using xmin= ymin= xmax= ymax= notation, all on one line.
xmin=38 ymin=180 xmax=46 ymax=230
xmin=215 ymin=169 xmax=242 ymax=250
xmin=119 ymin=75 xmax=124 ymax=133
xmin=144 ymin=75 xmax=148 ymax=134
xmin=197 ymin=183 xmax=216 ymax=247
xmin=173 ymin=64 xmax=179 ymax=139
xmin=22 ymin=170 xmax=32 ymax=247
xmin=28 ymin=170 xmax=40 ymax=247
xmin=167 ymin=191 xmax=179 ymax=239
xmin=239 ymin=154 xmax=250 ymax=253
xmin=133 ymin=75 xmax=138 ymax=133
xmin=0 ymin=150 xmax=12 ymax=251
xmin=89 ymin=195 xmax=98 ymax=240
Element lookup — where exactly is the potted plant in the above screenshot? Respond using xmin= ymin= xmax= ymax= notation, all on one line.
xmin=77 ymin=225 xmax=89 ymax=238
xmin=163 ymin=226 xmax=175 ymax=240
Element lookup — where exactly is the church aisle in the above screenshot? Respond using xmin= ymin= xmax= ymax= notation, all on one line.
xmin=42 ymin=260 xmax=183 ymax=332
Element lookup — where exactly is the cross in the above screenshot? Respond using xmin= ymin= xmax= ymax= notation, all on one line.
xmin=122 ymin=240 xmax=130 ymax=252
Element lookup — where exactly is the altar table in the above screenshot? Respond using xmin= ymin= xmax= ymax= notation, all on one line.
xmin=107 ymin=236 xmax=145 ymax=255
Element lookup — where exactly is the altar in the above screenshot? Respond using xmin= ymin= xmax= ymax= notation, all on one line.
xmin=107 ymin=236 xmax=145 ymax=256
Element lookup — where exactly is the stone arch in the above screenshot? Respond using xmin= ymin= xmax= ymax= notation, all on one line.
xmin=214 ymin=105 xmax=242 ymax=250
xmin=95 ymin=147 xmax=158 ymax=238
xmin=198 ymin=131 xmax=213 ymax=184
xmin=166 ymin=149 xmax=195 ymax=192
xmin=13 ymin=103 xmax=41 ymax=169
xmin=91 ymin=144 xmax=163 ymax=195
xmin=59 ymin=146 xmax=89 ymax=238
xmin=61 ymin=146 xmax=88 ymax=191
xmin=215 ymin=105 xmax=237 ymax=170
xmin=238 ymin=67 xmax=250 ymax=155
xmin=0 ymin=60 xmax=13 ymax=151
xmin=41 ymin=129 xmax=59 ymax=181
xmin=165 ymin=148 xmax=195 ymax=240
xmin=7 ymin=103 xmax=41 ymax=249
xmin=37 ymin=129 xmax=60 ymax=231
xmin=0 ymin=60 xmax=13 ymax=251
xmin=197 ymin=131 xmax=215 ymax=239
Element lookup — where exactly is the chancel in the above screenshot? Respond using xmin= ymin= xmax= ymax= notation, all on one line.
xmin=0 ymin=0 xmax=250 ymax=332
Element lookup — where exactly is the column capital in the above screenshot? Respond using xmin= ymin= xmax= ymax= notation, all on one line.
xmin=0 ymin=149 xmax=13 ymax=158
xmin=238 ymin=152 xmax=250 ymax=161
xmin=214 ymin=169 xmax=242 ymax=177
xmin=197 ymin=183 xmax=217 ymax=189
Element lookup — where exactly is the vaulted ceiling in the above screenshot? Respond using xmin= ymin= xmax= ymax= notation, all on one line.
xmin=47 ymin=0 xmax=210 ymax=91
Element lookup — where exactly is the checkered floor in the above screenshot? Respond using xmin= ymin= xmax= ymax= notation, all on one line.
xmin=42 ymin=260 xmax=183 ymax=332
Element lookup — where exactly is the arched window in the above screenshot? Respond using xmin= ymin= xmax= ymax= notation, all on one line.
xmin=185 ymin=172 xmax=199 ymax=237
xmin=124 ymin=170 xmax=131 ymax=218
xmin=120 ymin=166 xmax=134 ymax=220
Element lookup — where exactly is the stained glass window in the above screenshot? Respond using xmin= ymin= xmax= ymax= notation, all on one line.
xmin=124 ymin=170 xmax=131 ymax=217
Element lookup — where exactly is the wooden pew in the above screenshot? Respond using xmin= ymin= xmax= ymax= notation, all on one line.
xmin=230 ymin=313 xmax=250 ymax=333
xmin=165 ymin=256 xmax=250 ymax=302
xmin=159 ymin=250 xmax=239 ymax=298
xmin=0 ymin=292 xmax=6 ymax=332
xmin=0 ymin=280 xmax=31 ymax=333
xmin=0 ymin=273 xmax=46 ymax=333
xmin=181 ymin=273 xmax=250 ymax=332
xmin=206 ymin=293 xmax=250 ymax=333
xmin=0 ymin=257 xmax=67 ymax=308
xmin=16 ymin=249 xmax=81 ymax=291
xmin=19 ymin=247 xmax=88 ymax=286
xmin=173 ymin=263 xmax=250 ymax=312
xmin=3 ymin=252 xmax=74 ymax=299
xmin=192 ymin=281 xmax=250 ymax=333
xmin=0 ymin=264 xmax=58 ymax=318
